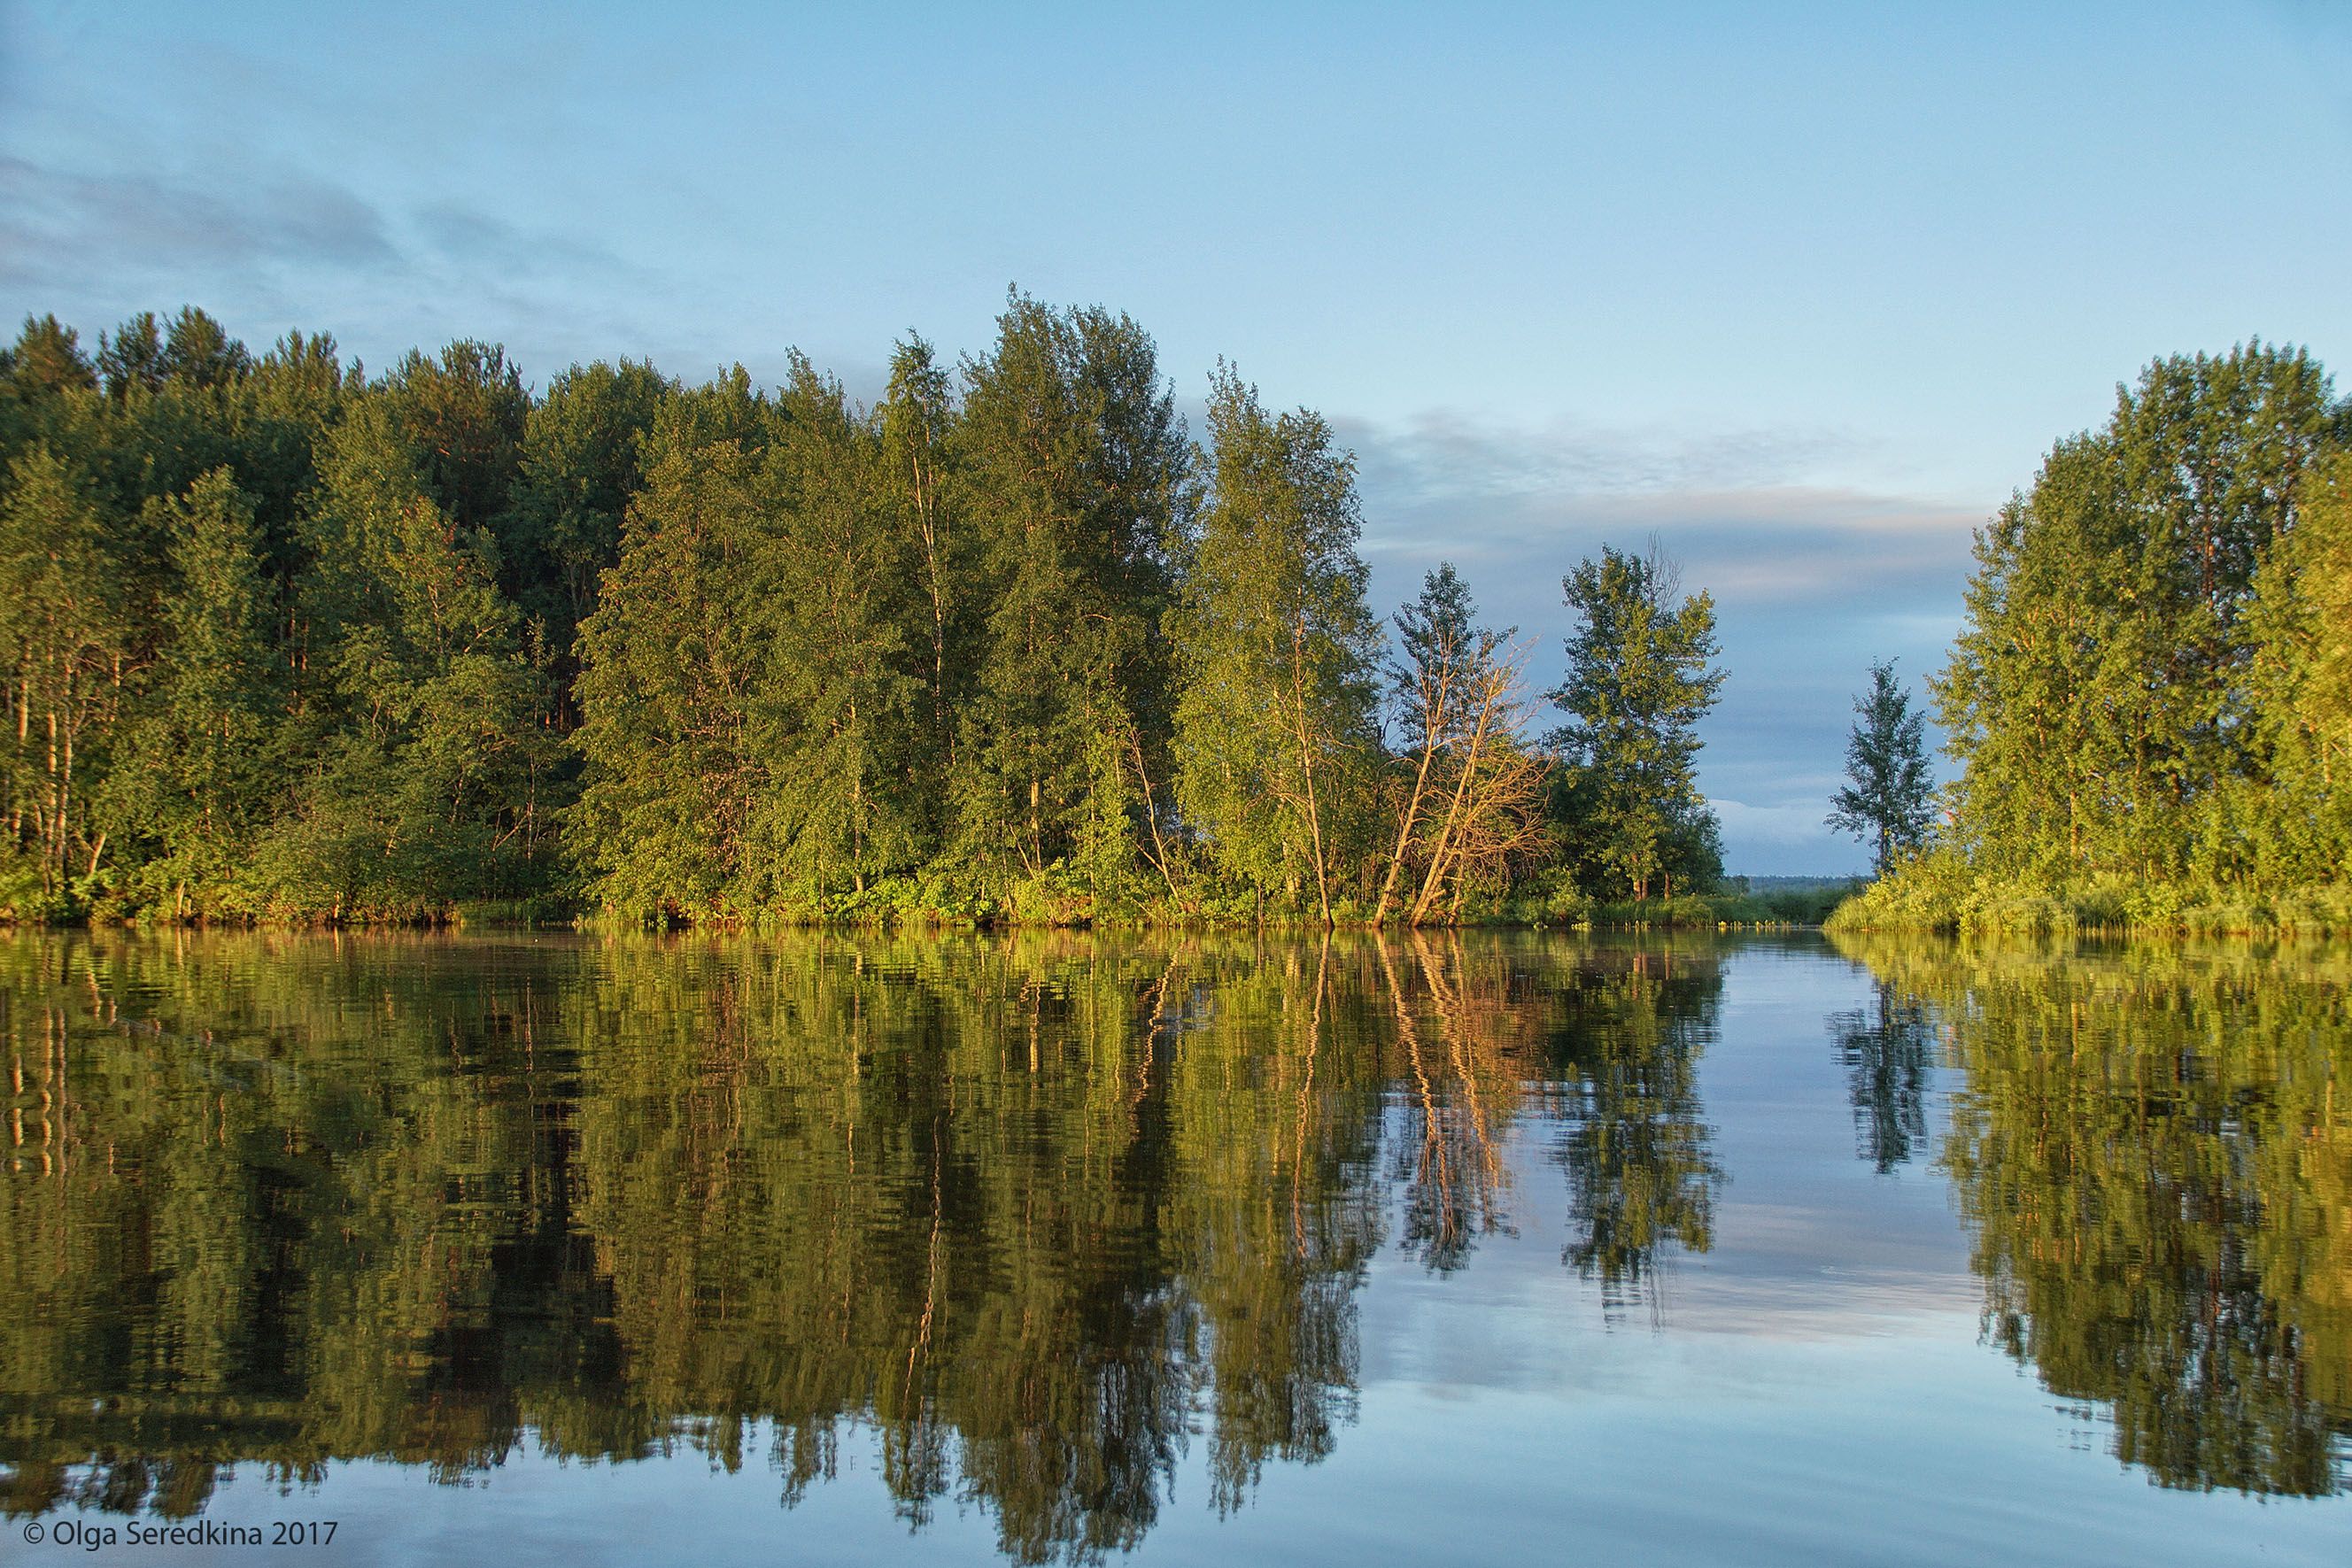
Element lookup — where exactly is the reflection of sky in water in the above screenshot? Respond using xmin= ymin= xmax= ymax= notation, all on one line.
xmin=12 ymin=936 xmax=2348 ymax=1567
xmin=1360 ymin=944 xmax=1974 ymax=1391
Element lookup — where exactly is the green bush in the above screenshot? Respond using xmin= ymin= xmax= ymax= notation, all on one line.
xmin=1826 ymin=847 xmax=2351 ymax=938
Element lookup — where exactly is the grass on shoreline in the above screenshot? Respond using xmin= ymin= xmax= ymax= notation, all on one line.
xmin=5 ymin=884 xmax=1859 ymax=935
xmin=1823 ymin=850 xmax=2352 ymax=938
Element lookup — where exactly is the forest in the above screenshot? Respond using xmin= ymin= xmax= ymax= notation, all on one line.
xmin=0 ymin=297 xmax=1738 ymax=928
xmin=1832 ymin=340 xmax=2352 ymax=935
xmin=8 ymin=299 xmax=2344 ymax=933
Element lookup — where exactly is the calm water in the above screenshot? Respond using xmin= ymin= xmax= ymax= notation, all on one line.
xmin=1 ymin=931 xmax=2345 ymax=1566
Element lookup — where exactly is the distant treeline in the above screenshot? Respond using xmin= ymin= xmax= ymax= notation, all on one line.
xmin=1834 ymin=341 xmax=2352 ymax=934
xmin=0 ymin=297 xmax=1734 ymax=927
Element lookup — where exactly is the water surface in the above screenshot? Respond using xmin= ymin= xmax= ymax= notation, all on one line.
xmin=2 ymin=931 xmax=2345 ymax=1564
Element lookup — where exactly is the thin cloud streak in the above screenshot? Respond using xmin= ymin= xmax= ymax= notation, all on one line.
xmin=1342 ymin=409 xmax=1980 ymax=874
xmin=0 ymin=153 xmax=397 ymax=288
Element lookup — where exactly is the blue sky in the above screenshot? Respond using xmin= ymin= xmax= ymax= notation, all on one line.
xmin=5 ymin=0 xmax=2348 ymax=872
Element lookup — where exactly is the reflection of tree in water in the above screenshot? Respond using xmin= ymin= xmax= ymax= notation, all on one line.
xmin=1838 ymin=937 xmax=2352 ymax=1497
xmin=0 ymin=931 xmax=1731 ymax=1557
xmin=1826 ymin=981 xmax=1936 ymax=1172
xmin=1377 ymin=935 xmax=1541 ymax=1275
xmin=1546 ymin=946 xmax=1725 ymax=1317
xmin=0 ymin=933 xmax=1389 ymax=1564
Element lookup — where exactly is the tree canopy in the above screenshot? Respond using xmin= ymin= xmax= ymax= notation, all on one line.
xmin=1548 ymin=544 xmax=1726 ymax=900
xmin=1841 ymin=340 xmax=2352 ymax=933
xmin=1827 ymin=659 xmax=1933 ymax=877
xmin=0 ymin=299 xmax=1740 ymax=928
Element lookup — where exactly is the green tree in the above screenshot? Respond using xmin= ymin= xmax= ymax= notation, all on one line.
xmin=157 ymin=306 xmax=252 ymax=389
xmin=569 ymin=372 xmax=778 ymax=919
xmin=1170 ymin=367 xmax=1382 ymax=923
xmin=1827 ymin=658 xmax=1934 ymax=875
xmin=113 ymin=469 xmax=284 ymax=915
xmin=1548 ymin=544 xmax=1726 ymax=900
xmin=951 ymin=295 xmax=1189 ymax=896
xmin=2244 ymin=451 xmax=2352 ymax=883
xmin=377 ymin=341 xmax=529 ymax=533
xmin=4 ymin=314 xmax=98 ymax=398
xmin=740 ymin=357 xmax=932 ymax=906
xmin=267 ymin=401 xmax=555 ymax=915
xmin=1935 ymin=343 xmax=2340 ymax=886
xmin=95 ymin=312 xmax=166 ymax=400
xmin=500 ymin=357 xmax=669 ymax=676
xmin=0 ymin=445 xmax=132 ymax=908
xmin=879 ymin=336 xmax=964 ymax=764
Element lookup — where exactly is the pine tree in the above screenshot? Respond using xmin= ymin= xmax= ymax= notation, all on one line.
xmin=6 ymin=315 xmax=97 ymax=398
xmin=1378 ymin=564 xmax=1548 ymax=923
xmin=1548 ymin=543 xmax=1725 ymax=900
xmin=96 ymin=313 xmax=166 ymax=401
xmin=1827 ymin=659 xmax=1933 ymax=876
xmin=157 ymin=307 xmax=252 ymax=389
xmin=379 ymin=341 xmax=529 ymax=533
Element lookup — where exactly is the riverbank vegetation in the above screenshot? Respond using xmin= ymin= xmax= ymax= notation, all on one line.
xmin=1 ymin=297 xmax=1741 ymax=928
xmin=18 ymin=300 xmax=2333 ymax=934
xmin=1832 ymin=342 xmax=2352 ymax=936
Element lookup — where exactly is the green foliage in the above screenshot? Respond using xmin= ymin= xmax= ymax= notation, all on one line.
xmin=740 ymin=359 xmax=933 ymax=905
xmin=1548 ymin=544 xmax=1726 ymax=900
xmin=2244 ymin=450 xmax=2352 ymax=883
xmin=377 ymin=340 xmax=528 ymax=531
xmin=260 ymin=400 xmax=560 ymax=916
xmin=108 ymin=469 xmax=283 ymax=916
xmin=1170 ymin=367 xmax=1383 ymax=923
xmin=1826 ymin=659 xmax=1932 ymax=875
xmin=0 ymin=444 xmax=131 ymax=907
xmin=1842 ymin=342 xmax=2352 ymax=931
xmin=1933 ymin=343 xmax=2342 ymax=890
xmin=1828 ymin=851 xmax=2352 ymax=938
xmin=0 ymin=297 xmax=1739 ymax=928
xmin=501 ymin=357 xmax=669 ymax=657
xmin=8 ymin=313 xmax=97 ymax=398
xmin=569 ymin=387 xmax=780 ymax=920
xmin=948 ymin=294 xmax=1189 ymax=888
